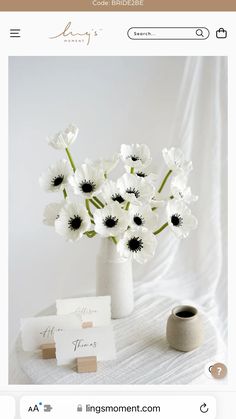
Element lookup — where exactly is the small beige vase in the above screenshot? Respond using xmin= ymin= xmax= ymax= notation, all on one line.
xmin=166 ymin=305 xmax=204 ymax=352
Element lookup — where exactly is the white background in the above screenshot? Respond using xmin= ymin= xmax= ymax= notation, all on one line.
xmin=8 ymin=55 xmax=227 ymax=353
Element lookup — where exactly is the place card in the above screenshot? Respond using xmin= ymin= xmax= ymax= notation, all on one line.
xmin=56 ymin=296 xmax=111 ymax=326
xmin=54 ymin=326 xmax=116 ymax=366
xmin=21 ymin=313 xmax=81 ymax=352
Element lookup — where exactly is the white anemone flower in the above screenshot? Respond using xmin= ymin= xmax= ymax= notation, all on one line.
xmin=162 ymin=147 xmax=193 ymax=174
xmin=151 ymin=191 xmax=168 ymax=208
xmin=125 ymin=166 xmax=158 ymax=184
xmin=100 ymin=180 xmax=126 ymax=205
xmin=166 ymin=200 xmax=198 ymax=239
xmin=93 ymin=202 xmax=130 ymax=238
xmin=55 ymin=201 xmax=91 ymax=241
xmin=117 ymin=173 xmax=155 ymax=205
xmin=69 ymin=163 xmax=104 ymax=199
xmin=171 ymin=173 xmax=198 ymax=204
xmin=43 ymin=202 xmax=64 ymax=226
xmin=117 ymin=228 xmax=157 ymax=264
xmin=85 ymin=154 xmax=119 ymax=176
xmin=129 ymin=204 xmax=159 ymax=231
xmin=39 ymin=159 xmax=71 ymax=192
xmin=47 ymin=123 xmax=79 ymax=150
xmin=120 ymin=144 xmax=152 ymax=168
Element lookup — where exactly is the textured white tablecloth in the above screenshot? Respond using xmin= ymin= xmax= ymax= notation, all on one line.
xmin=10 ymin=293 xmax=218 ymax=385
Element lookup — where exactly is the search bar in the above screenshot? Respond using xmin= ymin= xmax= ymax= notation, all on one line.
xmin=127 ymin=27 xmax=210 ymax=40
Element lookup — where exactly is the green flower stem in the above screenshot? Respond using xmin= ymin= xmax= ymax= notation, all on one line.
xmin=153 ymin=222 xmax=168 ymax=236
xmin=158 ymin=170 xmax=172 ymax=193
xmin=63 ymin=188 xmax=67 ymax=199
xmin=93 ymin=196 xmax=104 ymax=208
xmin=85 ymin=199 xmax=93 ymax=218
xmin=90 ymin=198 xmax=101 ymax=209
xmin=65 ymin=147 xmax=76 ymax=172
xmin=130 ymin=167 xmax=134 ymax=174
xmin=84 ymin=230 xmax=97 ymax=238
xmin=125 ymin=201 xmax=130 ymax=211
xmin=111 ymin=236 xmax=118 ymax=245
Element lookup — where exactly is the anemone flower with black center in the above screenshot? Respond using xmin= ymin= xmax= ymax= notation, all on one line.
xmin=69 ymin=163 xmax=104 ymax=199
xmin=43 ymin=201 xmax=65 ymax=226
xmin=39 ymin=159 xmax=71 ymax=193
xmin=117 ymin=228 xmax=157 ymax=264
xmin=55 ymin=201 xmax=91 ymax=241
xmin=170 ymin=173 xmax=198 ymax=204
xmin=117 ymin=173 xmax=155 ymax=205
xmin=47 ymin=123 xmax=79 ymax=150
xmin=162 ymin=147 xmax=193 ymax=175
xmin=93 ymin=202 xmax=130 ymax=238
xmin=125 ymin=165 xmax=158 ymax=185
xmin=100 ymin=180 xmax=126 ymax=206
xmin=129 ymin=204 xmax=159 ymax=231
xmin=166 ymin=200 xmax=198 ymax=239
xmin=120 ymin=144 xmax=152 ymax=169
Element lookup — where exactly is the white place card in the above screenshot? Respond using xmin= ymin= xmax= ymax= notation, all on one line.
xmin=56 ymin=296 xmax=111 ymax=326
xmin=21 ymin=314 xmax=81 ymax=352
xmin=54 ymin=326 xmax=116 ymax=366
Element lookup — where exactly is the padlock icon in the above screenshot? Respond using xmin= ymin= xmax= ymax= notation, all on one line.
xmin=216 ymin=28 xmax=227 ymax=39
xmin=77 ymin=404 xmax=83 ymax=412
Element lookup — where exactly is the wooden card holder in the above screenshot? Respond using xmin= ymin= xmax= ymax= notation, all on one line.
xmin=77 ymin=322 xmax=97 ymax=373
xmin=40 ymin=343 xmax=56 ymax=359
xmin=77 ymin=356 xmax=97 ymax=373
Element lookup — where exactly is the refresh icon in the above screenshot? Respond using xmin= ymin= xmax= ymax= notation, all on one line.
xmin=200 ymin=403 xmax=209 ymax=413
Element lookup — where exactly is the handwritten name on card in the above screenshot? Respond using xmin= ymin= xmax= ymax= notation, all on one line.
xmin=56 ymin=296 xmax=111 ymax=326
xmin=54 ymin=326 xmax=116 ymax=366
xmin=21 ymin=314 xmax=81 ymax=352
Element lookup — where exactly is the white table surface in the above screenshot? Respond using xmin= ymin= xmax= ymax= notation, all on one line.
xmin=10 ymin=293 xmax=221 ymax=385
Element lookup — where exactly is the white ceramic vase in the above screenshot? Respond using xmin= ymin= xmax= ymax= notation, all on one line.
xmin=96 ymin=238 xmax=134 ymax=319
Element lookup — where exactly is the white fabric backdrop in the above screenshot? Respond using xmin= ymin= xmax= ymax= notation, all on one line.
xmin=9 ymin=56 xmax=227 ymax=354
xmin=134 ymin=57 xmax=228 ymax=344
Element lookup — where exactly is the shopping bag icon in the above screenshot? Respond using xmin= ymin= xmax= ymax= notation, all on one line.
xmin=216 ymin=28 xmax=227 ymax=39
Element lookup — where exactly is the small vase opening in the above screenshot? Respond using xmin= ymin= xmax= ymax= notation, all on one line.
xmin=173 ymin=305 xmax=198 ymax=319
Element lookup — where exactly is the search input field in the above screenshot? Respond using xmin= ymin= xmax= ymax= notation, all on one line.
xmin=127 ymin=27 xmax=210 ymax=40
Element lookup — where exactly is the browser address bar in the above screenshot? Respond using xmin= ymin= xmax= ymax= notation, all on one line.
xmin=127 ymin=27 xmax=210 ymax=40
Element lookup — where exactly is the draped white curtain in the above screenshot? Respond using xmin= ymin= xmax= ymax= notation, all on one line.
xmin=135 ymin=57 xmax=227 ymax=344
xmin=9 ymin=56 xmax=227 ymax=354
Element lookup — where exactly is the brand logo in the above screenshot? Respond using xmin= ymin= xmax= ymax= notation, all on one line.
xmin=49 ymin=21 xmax=102 ymax=46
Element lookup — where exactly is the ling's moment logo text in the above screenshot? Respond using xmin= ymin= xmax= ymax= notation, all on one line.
xmin=49 ymin=21 xmax=102 ymax=45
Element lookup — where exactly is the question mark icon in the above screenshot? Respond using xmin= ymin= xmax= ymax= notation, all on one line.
xmin=211 ymin=363 xmax=227 ymax=379
xmin=217 ymin=366 xmax=222 ymax=376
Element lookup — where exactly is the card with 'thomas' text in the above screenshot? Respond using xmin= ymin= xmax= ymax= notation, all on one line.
xmin=54 ymin=326 xmax=116 ymax=366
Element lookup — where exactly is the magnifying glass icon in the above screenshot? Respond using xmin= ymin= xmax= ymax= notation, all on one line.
xmin=196 ymin=28 xmax=204 ymax=37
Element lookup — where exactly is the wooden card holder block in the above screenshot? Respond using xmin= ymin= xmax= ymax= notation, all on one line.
xmin=77 ymin=356 xmax=97 ymax=373
xmin=77 ymin=322 xmax=97 ymax=373
xmin=41 ymin=343 xmax=56 ymax=359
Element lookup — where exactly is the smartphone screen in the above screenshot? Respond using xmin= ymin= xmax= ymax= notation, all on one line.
xmin=0 ymin=0 xmax=234 ymax=417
